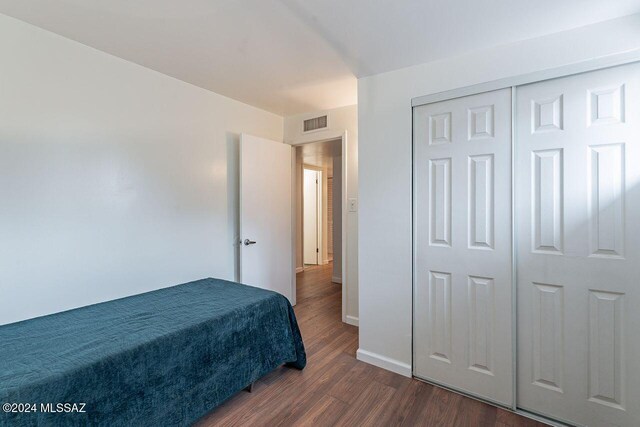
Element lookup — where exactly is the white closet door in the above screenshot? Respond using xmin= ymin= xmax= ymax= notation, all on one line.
xmin=414 ymin=88 xmax=513 ymax=405
xmin=516 ymin=62 xmax=640 ymax=426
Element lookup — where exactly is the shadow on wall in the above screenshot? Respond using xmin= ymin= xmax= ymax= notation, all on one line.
xmin=226 ymin=132 xmax=241 ymax=282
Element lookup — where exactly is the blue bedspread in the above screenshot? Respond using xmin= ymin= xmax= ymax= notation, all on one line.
xmin=0 ymin=278 xmax=306 ymax=426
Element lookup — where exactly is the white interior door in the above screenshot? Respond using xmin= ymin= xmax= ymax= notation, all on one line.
xmin=413 ymin=88 xmax=513 ymax=405
xmin=240 ymin=134 xmax=293 ymax=301
xmin=516 ymin=62 xmax=640 ymax=426
xmin=303 ymin=168 xmax=319 ymax=265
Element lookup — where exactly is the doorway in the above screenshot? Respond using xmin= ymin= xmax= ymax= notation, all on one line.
xmin=303 ymin=168 xmax=322 ymax=266
xmin=294 ymin=137 xmax=345 ymax=318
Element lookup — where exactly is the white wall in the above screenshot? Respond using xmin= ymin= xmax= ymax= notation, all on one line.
xmin=357 ymin=13 xmax=640 ymax=376
xmin=284 ymin=105 xmax=358 ymax=325
xmin=0 ymin=14 xmax=283 ymax=325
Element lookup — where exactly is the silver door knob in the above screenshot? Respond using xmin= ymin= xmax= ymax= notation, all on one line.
xmin=244 ymin=239 xmax=257 ymax=246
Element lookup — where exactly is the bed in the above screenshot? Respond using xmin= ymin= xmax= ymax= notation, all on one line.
xmin=0 ymin=278 xmax=306 ymax=426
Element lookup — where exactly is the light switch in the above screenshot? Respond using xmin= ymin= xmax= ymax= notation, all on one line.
xmin=348 ymin=198 xmax=357 ymax=212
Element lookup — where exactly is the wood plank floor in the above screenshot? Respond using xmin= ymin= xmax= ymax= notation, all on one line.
xmin=196 ymin=263 xmax=545 ymax=427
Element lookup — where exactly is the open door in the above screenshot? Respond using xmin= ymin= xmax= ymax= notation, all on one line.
xmin=303 ymin=168 xmax=321 ymax=265
xmin=240 ymin=134 xmax=293 ymax=302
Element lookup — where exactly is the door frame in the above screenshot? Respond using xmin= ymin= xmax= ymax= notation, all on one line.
xmin=410 ymin=50 xmax=640 ymax=422
xmin=302 ymin=166 xmax=324 ymax=266
xmin=289 ymin=131 xmax=348 ymax=324
xmin=411 ymin=50 xmax=640 ymax=108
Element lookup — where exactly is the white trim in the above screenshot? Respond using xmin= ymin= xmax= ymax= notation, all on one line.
xmin=515 ymin=410 xmax=576 ymax=427
xmin=510 ymin=86 xmax=518 ymax=412
xmin=345 ymin=315 xmax=358 ymax=326
xmin=411 ymin=48 xmax=640 ymax=107
xmin=357 ymin=349 xmax=412 ymax=377
xmin=290 ymin=149 xmax=297 ymax=306
xmin=331 ymin=276 xmax=342 ymax=284
xmin=341 ymin=131 xmax=348 ymax=324
xmin=287 ymin=129 xmax=344 ymax=146
xmin=295 ymin=267 xmax=304 ymax=273
xmin=411 ymin=98 xmax=417 ymax=385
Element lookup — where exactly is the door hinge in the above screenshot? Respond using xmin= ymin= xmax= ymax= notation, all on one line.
xmin=316 ymin=248 xmax=319 ymax=253
xmin=316 ymin=179 xmax=318 ymax=184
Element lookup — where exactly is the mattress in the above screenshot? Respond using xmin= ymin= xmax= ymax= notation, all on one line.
xmin=0 ymin=278 xmax=306 ymax=426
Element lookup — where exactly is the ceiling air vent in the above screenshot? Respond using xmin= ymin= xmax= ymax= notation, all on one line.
xmin=303 ymin=115 xmax=328 ymax=132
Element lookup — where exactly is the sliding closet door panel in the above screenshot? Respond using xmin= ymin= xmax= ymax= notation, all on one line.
xmin=516 ymin=62 xmax=640 ymax=427
xmin=414 ymin=88 xmax=513 ymax=406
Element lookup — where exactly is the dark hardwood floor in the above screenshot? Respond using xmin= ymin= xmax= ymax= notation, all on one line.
xmin=197 ymin=263 xmax=545 ymax=427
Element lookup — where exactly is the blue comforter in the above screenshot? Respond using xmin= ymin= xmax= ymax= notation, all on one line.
xmin=0 ymin=278 xmax=306 ymax=426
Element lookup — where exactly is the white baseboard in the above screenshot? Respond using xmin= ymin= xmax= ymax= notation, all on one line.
xmin=295 ymin=267 xmax=304 ymax=273
xmin=345 ymin=315 xmax=358 ymax=326
xmin=331 ymin=276 xmax=342 ymax=284
xmin=356 ymin=348 xmax=412 ymax=377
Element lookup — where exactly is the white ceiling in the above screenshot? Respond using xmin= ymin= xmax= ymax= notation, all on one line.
xmin=0 ymin=1 xmax=638 ymax=116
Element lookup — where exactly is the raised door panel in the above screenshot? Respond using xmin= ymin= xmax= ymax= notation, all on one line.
xmin=531 ymin=149 xmax=563 ymax=253
xmin=588 ymin=144 xmax=625 ymax=258
xmin=468 ymin=155 xmax=494 ymax=249
xmin=429 ymin=271 xmax=452 ymax=363
xmin=589 ymin=290 xmax=625 ymax=410
xmin=430 ymin=113 xmax=452 ymax=145
xmin=468 ymin=276 xmax=495 ymax=375
xmin=532 ymin=283 xmax=564 ymax=392
xmin=429 ymin=158 xmax=452 ymax=247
